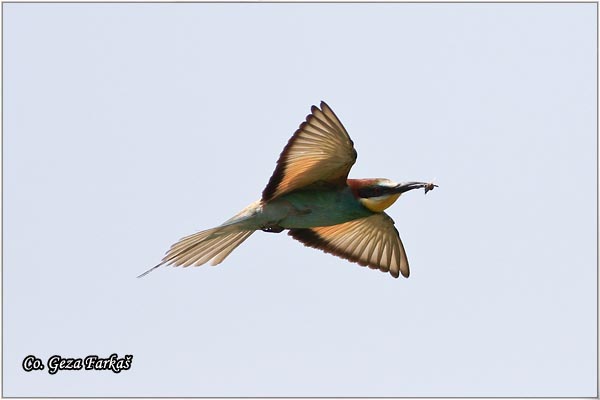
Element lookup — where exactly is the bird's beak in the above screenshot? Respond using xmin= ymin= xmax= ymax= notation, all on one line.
xmin=392 ymin=181 xmax=438 ymax=195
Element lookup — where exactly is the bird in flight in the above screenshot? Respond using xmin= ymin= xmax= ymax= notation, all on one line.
xmin=139 ymin=102 xmax=436 ymax=279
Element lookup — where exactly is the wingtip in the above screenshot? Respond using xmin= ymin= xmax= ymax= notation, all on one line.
xmin=389 ymin=268 xmax=409 ymax=279
xmin=400 ymin=261 xmax=410 ymax=278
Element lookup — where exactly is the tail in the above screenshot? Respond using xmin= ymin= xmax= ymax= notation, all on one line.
xmin=137 ymin=225 xmax=255 ymax=278
xmin=138 ymin=200 xmax=262 ymax=278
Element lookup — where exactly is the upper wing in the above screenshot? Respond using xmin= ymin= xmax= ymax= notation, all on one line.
xmin=288 ymin=213 xmax=410 ymax=278
xmin=262 ymin=102 xmax=357 ymax=201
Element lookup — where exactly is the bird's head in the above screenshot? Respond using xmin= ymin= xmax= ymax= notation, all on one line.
xmin=348 ymin=178 xmax=437 ymax=213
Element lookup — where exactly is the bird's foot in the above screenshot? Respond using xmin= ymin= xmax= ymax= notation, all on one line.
xmin=261 ymin=224 xmax=284 ymax=233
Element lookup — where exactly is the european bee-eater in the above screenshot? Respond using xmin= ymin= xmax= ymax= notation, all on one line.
xmin=139 ymin=102 xmax=435 ymax=279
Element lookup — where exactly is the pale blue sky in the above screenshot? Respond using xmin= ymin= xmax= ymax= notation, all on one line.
xmin=3 ymin=2 xmax=597 ymax=397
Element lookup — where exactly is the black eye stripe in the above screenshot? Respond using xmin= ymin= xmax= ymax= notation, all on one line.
xmin=358 ymin=187 xmax=384 ymax=198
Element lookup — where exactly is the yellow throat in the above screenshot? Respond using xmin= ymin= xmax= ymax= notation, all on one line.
xmin=359 ymin=193 xmax=401 ymax=213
